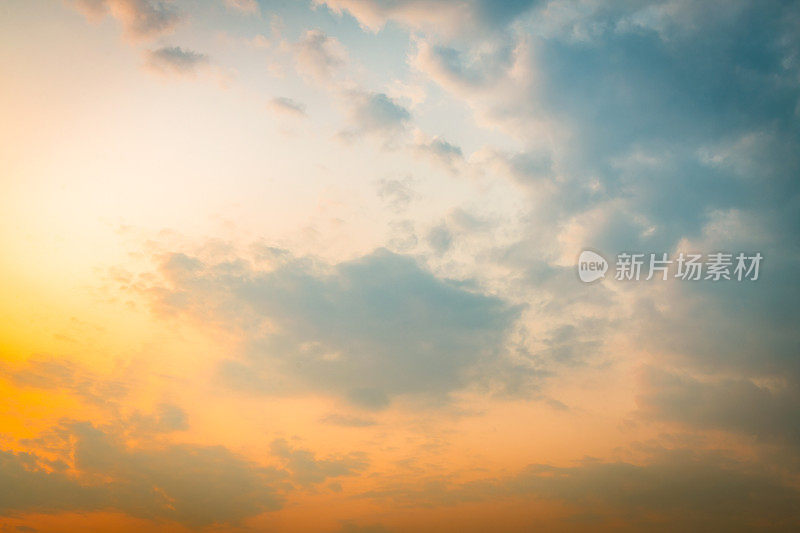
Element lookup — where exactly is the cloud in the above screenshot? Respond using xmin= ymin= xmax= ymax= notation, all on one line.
xmin=339 ymin=91 xmax=411 ymax=143
xmin=638 ymin=367 xmax=800 ymax=448
xmin=320 ymin=413 xmax=377 ymax=427
xmin=506 ymin=449 xmax=800 ymax=529
xmin=376 ymin=177 xmax=418 ymax=213
xmin=138 ymin=246 xmax=524 ymax=408
xmin=363 ymin=447 xmax=800 ymax=530
xmin=615 ymin=0 xmax=750 ymax=42
xmin=317 ymin=0 xmax=537 ymax=36
xmin=224 ymin=0 xmax=260 ymax=15
xmin=144 ymin=46 xmax=209 ymax=76
xmin=402 ymin=2 xmax=800 ymax=405
xmin=128 ymin=403 xmax=190 ymax=434
xmin=412 ymin=40 xmax=516 ymax=93
xmin=337 ymin=523 xmax=392 ymax=533
xmin=0 ymin=421 xmax=285 ymax=527
xmin=426 ymin=224 xmax=453 ymax=254
xmin=411 ymin=132 xmax=463 ymax=172
xmin=470 ymin=147 xmax=552 ymax=187
xmin=294 ymin=29 xmax=348 ymax=82
xmin=73 ymin=0 xmax=182 ymax=41
xmin=270 ymin=438 xmax=368 ymax=486
xmin=268 ymin=96 xmax=307 ymax=117
xmin=0 ymin=358 xmax=128 ymax=406
xmin=404 ymin=0 xmax=799 ymax=255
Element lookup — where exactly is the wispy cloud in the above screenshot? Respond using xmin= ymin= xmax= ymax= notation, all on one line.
xmin=268 ymin=96 xmax=307 ymax=117
xmin=144 ymin=46 xmax=209 ymax=76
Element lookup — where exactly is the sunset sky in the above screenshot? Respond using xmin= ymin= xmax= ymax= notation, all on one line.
xmin=1 ymin=0 xmax=799 ymax=531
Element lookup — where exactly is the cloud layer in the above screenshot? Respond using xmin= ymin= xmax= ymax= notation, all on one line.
xmin=141 ymin=247 xmax=523 ymax=408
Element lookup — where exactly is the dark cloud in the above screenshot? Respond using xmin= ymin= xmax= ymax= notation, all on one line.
xmin=145 ymin=46 xmax=209 ymax=76
xmin=139 ymin=247 xmax=525 ymax=408
xmin=0 ymin=421 xmax=285 ymax=527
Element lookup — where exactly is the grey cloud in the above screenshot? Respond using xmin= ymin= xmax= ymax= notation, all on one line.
xmin=145 ymin=46 xmax=209 ymax=76
xmin=320 ymin=413 xmax=378 ymax=427
xmin=412 ymin=136 xmax=463 ymax=171
xmin=627 ymin=261 xmax=800 ymax=379
xmin=0 ymin=421 xmax=286 ymax=527
xmin=408 ymin=2 xmax=800 ymax=422
xmin=73 ymin=0 xmax=182 ymax=40
xmin=506 ymin=449 xmax=800 ymax=530
xmin=448 ymin=208 xmax=492 ymax=233
xmin=270 ymin=438 xmax=368 ymax=486
xmin=269 ymin=96 xmax=307 ymax=117
xmin=0 ymin=358 xmax=128 ymax=406
xmin=376 ymin=177 xmax=417 ymax=212
xmin=363 ymin=447 xmax=800 ymax=530
xmin=141 ymin=247 xmax=525 ymax=408
xmin=410 ymin=0 xmax=800 ymax=251
xmin=426 ymin=224 xmax=453 ymax=254
xmin=128 ymin=403 xmax=190 ymax=434
xmin=0 ymin=449 xmax=105 ymax=517
xmin=337 ymin=523 xmax=393 ymax=533
xmin=539 ymin=323 xmax=603 ymax=366
xmin=638 ymin=367 xmax=800 ymax=448
xmin=340 ymin=91 xmax=411 ymax=142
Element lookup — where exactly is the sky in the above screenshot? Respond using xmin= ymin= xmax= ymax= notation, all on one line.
xmin=1 ymin=0 xmax=799 ymax=531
